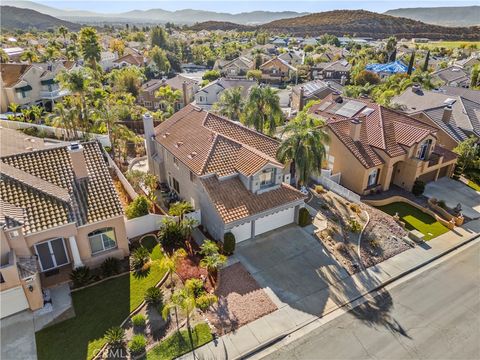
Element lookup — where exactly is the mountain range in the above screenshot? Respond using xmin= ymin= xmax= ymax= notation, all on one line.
xmin=0 ymin=6 xmax=81 ymax=31
xmin=385 ymin=6 xmax=480 ymax=27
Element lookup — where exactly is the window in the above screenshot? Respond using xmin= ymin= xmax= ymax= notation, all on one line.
xmin=418 ymin=139 xmax=432 ymax=160
xmin=259 ymin=168 xmax=275 ymax=188
xmin=367 ymin=169 xmax=379 ymax=187
xmin=88 ymin=227 xmax=117 ymax=254
xmin=173 ymin=156 xmax=179 ymax=168
xmin=199 ymin=96 xmax=205 ymax=102
xmin=144 ymin=101 xmax=152 ymax=107
xmin=172 ymin=178 xmax=180 ymax=193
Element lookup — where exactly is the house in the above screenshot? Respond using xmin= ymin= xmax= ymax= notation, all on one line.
xmin=271 ymin=38 xmax=288 ymax=47
xmin=312 ymin=60 xmax=351 ymax=83
xmin=365 ymin=60 xmax=411 ymax=78
xmin=259 ymin=57 xmax=297 ymax=84
xmin=392 ymin=85 xmax=480 ymax=141
xmin=143 ymin=106 xmax=306 ymax=243
xmin=194 ymin=78 xmax=256 ymax=110
xmin=113 ymin=53 xmax=145 ymax=69
xmin=213 ymin=56 xmax=253 ymax=78
xmin=431 ymin=66 xmax=471 ymax=88
xmin=291 ymin=80 xmax=343 ymax=112
xmin=2 ymin=47 xmax=24 ymax=62
xmin=308 ymin=95 xmax=457 ymax=195
xmin=438 ymin=86 xmax=480 ymax=103
xmin=99 ymin=51 xmax=118 ymax=71
xmin=137 ymin=75 xmax=199 ymax=111
xmin=0 ymin=134 xmax=128 ymax=319
xmin=454 ymin=55 xmax=480 ymax=70
xmin=278 ymin=51 xmax=303 ymax=66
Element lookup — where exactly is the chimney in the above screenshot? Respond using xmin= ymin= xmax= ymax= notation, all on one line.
xmin=442 ymin=105 xmax=452 ymax=123
xmin=349 ymin=118 xmax=362 ymax=142
xmin=298 ymin=86 xmax=305 ymax=111
xmin=68 ymin=143 xmax=88 ymax=179
xmin=143 ymin=113 xmax=157 ymax=174
xmin=182 ymin=81 xmax=189 ymax=107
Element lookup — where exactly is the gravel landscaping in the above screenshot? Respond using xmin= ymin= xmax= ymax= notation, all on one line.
xmin=206 ymin=262 xmax=277 ymax=335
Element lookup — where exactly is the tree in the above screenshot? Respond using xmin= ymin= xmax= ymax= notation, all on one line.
xmin=158 ymin=217 xmax=184 ymax=248
xmin=110 ymin=39 xmax=125 ymax=56
xmin=199 ymin=241 xmax=226 ymax=285
xmin=79 ymin=27 xmax=101 ymax=68
xmin=0 ymin=49 xmax=9 ymax=63
xmin=212 ymin=87 xmax=244 ymax=121
xmin=243 ymin=86 xmax=283 ymax=135
xmin=143 ymin=173 xmax=158 ymax=211
xmin=277 ymin=110 xmax=330 ymax=186
xmin=168 ymin=201 xmax=194 ymax=220
xmin=125 ymin=195 xmax=149 ymax=219
xmin=453 ymin=136 xmax=479 ymax=174
xmin=407 ymin=51 xmax=415 ymax=76
xmin=162 ymin=288 xmax=197 ymax=337
xmin=386 ymin=36 xmax=397 ymax=62
xmin=423 ymin=50 xmax=430 ymax=72
xmin=151 ymin=26 xmax=169 ymax=49
xmin=202 ymin=70 xmax=220 ymax=82
xmin=58 ymin=26 xmax=68 ymax=42
xmin=108 ymin=66 xmax=145 ymax=97
xmin=155 ymin=85 xmax=181 ymax=116
xmin=246 ymin=69 xmax=262 ymax=81
xmin=161 ymin=248 xmax=187 ymax=288
xmin=354 ymin=70 xmax=380 ymax=86
xmin=48 ymin=102 xmax=80 ymax=139
xmin=149 ymin=46 xmax=171 ymax=75
xmin=21 ymin=49 xmax=39 ymax=63
xmin=471 ymin=65 xmax=480 ymax=89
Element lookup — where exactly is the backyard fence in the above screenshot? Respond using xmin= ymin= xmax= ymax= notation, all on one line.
xmin=105 ymin=153 xmax=139 ymax=201
xmin=314 ymin=175 xmax=361 ymax=203
xmin=125 ymin=214 xmax=174 ymax=239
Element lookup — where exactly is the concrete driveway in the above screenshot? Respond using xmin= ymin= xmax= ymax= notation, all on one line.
xmin=235 ymin=225 xmax=349 ymax=316
xmin=1 ymin=310 xmax=37 ymax=360
xmin=424 ymin=177 xmax=480 ymax=219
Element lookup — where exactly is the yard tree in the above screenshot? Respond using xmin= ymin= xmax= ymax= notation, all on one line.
xmin=407 ymin=51 xmax=416 ymax=76
xmin=21 ymin=49 xmax=39 ymax=63
xmin=149 ymin=46 xmax=171 ymax=75
xmin=160 ymin=248 xmax=187 ymax=288
xmin=453 ymin=136 xmax=480 ymax=174
xmin=243 ymin=85 xmax=283 ymax=135
xmin=150 ymin=26 xmax=169 ymax=49
xmin=168 ymin=201 xmax=194 ymax=220
xmin=108 ymin=66 xmax=145 ymax=97
xmin=110 ymin=39 xmax=125 ymax=56
xmin=79 ymin=27 xmax=101 ymax=68
xmin=162 ymin=287 xmax=197 ymax=336
xmin=199 ymin=240 xmax=226 ymax=284
xmin=423 ymin=50 xmax=430 ymax=72
xmin=246 ymin=69 xmax=262 ymax=81
xmin=386 ymin=36 xmax=397 ymax=62
xmin=354 ymin=70 xmax=380 ymax=86
xmin=155 ymin=85 xmax=181 ymax=117
xmin=202 ymin=70 xmax=221 ymax=82
xmin=212 ymin=86 xmax=244 ymax=121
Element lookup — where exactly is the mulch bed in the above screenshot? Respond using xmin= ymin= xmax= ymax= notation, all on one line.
xmin=206 ymin=263 xmax=277 ymax=335
xmin=176 ymin=254 xmax=213 ymax=292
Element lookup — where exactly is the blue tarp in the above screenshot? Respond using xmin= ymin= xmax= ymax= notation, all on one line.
xmin=365 ymin=60 xmax=412 ymax=74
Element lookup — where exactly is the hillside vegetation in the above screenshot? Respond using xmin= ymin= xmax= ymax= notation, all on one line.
xmin=1 ymin=6 xmax=81 ymax=31
xmin=385 ymin=6 xmax=480 ymax=27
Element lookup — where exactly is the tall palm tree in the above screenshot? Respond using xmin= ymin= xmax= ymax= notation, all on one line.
xmin=58 ymin=26 xmax=68 ymax=42
xmin=160 ymin=248 xmax=187 ymax=288
xmin=212 ymin=87 xmax=244 ymax=121
xmin=155 ymin=85 xmax=182 ymax=116
xmin=49 ymin=102 xmax=79 ymax=140
xmin=79 ymin=27 xmax=101 ymax=68
xmin=276 ymin=111 xmax=330 ymax=187
xmin=162 ymin=288 xmax=197 ymax=334
xmin=21 ymin=49 xmax=39 ymax=63
xmin=243 ymin=85 xmax=283 ymax=135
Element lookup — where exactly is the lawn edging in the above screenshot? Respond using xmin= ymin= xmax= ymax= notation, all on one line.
xmin=71 ymin=269 xmax=131 ymax=293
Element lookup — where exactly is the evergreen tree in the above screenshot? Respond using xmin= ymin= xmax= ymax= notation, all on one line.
xmin=407 ymin=51 xmax=415 ymax=76
xmin=423 ymin=51 xmax=430 ymax=72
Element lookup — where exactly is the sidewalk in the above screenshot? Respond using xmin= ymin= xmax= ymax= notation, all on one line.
xmin=179 ymin=219 xmax=480 ymax=360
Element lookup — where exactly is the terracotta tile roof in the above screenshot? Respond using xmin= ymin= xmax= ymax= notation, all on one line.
xmin=0 ymin=199 xmax=25 ymax=227
xmin=0 ymin=142 xmax=123 ymax=234
xmin=0 ymin=128 xmax=67 ymax=157
xmin=0 ymin=63 xmax=32 ymax=87
xmin=432 ymin=145 xmax=458 ymax=163
xmin=113 ymin=53 xmax=144 ymax=66
xmin=154 ymin=105 xmax=281 ymax=176
xmin=201 ymin=176 xmax=306 ymax=224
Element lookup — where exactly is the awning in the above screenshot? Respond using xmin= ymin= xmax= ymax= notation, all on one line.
xmin=41 ymin=79 xmax=57 ymax=85
xmin=15 ymin=85 xmax=32 ymax=92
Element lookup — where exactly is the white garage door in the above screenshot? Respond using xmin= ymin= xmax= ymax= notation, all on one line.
xmin=229 ymin=221 xmax=252 ymax=243
xmin=254 ymin=207 xmax=295 ymax=236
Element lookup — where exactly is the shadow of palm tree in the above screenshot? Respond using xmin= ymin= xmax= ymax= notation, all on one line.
xmin=132 ymin=267 xmax=151 ymax=279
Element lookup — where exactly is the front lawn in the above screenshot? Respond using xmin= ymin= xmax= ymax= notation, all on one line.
xmin=146 ymin=323 xmax=213 ymax=360
xmin=376 ymin=202 xmax=449 ymax=241
xmin=467 ymin=180 xmax=480 ymax=192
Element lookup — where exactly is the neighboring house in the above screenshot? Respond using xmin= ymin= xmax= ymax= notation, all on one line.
xmin=2 ymin=47 xmax=24 ymax=62
xmin=278 ymin=51 xmax=303 ymax=66
xmin=392 ymin=86 xmax=480 ymax=141
xmin=438 ymin=86 xmax=480 ymax=103
xmin=270 ymin=38 xmax=288 ymax=47
xmin=137 ymin=75 xmax=199 ymax=111
xmin=365 ymin=60 xmax=411 ymax=78
xmin=454 ymin=55 xmax=480 ymax=70
xmin=0 ymin=62 xmax=72 ymax=113
xmin=213 ymin=56 xmax=253 ymax=78
xmin=308 ymin=95 xmax=457 ymax=195
xmin=291 ymin=80 xmax=343 ymax=112
xmin=194 ymin=78 xmax=256 ymax=110
xmin=99 ymin=51 xmax=118 ymax=71
xmin=143 ymin=106 xmax=306 ymax=243
xmin=113 ymin=53 xmax=145 ymax=69
xmin=431 ymin=66 xmax=471 ymax=88
xmin=0 ymin=137 xmax=128 ymax=319
xmin=312 ymin=60 xmax=351 ymax=84
xmin=259 ymin=57 xmax=297 ymax=84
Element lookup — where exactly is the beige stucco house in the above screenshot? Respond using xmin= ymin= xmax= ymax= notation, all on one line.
xmin=260 ymin=57 xmax=297 ymax=84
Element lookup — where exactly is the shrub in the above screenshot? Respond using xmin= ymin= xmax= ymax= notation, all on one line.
xmin=131 ymin=314 xmax=146 ymax=327
xmin=202 ymin=70 xmax=220 ymax=82
xmin=412 ymin=180 xmax=425 ymax=196
xmin=348 ymin=219 xmax=362 ymax=233
xmin=70 ymin=266 xmax=92 ymax=287
xmin=315 ymin=185 xmax=324 ymax=194
xmin=101 ymin=257 xmax=121 ymax=277
xmin=185 ymin=278 xmax=205 ymax=298
xmin=196 ymin=293 xmax=218 ymax=311
xmin=349 ymin=203 xmax=361 ymax=214
xmin=223 ymin=232 xmax=236 ymax=255
xmin=298 ymin=207 xmax=311 ymax=227
xmin=144 ymin=286 xmax=163 ymax=305
xmin=128 ymin=334 xmax=147 ymax=355
xmin=438 ymin=200 xmax=447 ymax=209
xmin=131 ymin=246 xmax=150 ymax=270
xmin=104 ymin=326 xmax=125 ymax=348
xmin=125 ymin=195 xmax=149 ymax=219
xmin=334 ymin=242 xmax=348 ymax=253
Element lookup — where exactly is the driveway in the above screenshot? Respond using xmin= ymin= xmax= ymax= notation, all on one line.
xmin=424 ymin=177 xmax=480 ymax=219
xmin=235 ymin=225 xmax=349 ymax=316
xmin=1 ymin=310 xmax=37 ymax=360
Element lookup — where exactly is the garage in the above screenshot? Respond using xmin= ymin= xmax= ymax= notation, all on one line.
xmin=229 ymin=221 xmax=252 ymax=243
xmin=254 ymin=207 xmax=296 ymax=236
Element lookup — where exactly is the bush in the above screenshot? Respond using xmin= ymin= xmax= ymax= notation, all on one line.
xmin=128 ymin=334 xmax=147 ymax=355
xmin=131 ymin=314 xmax=146 ymax=327
xmin=70 ymin=266 xmax=92 ymax=287
xmin=131 ymin=246 xmax=150 ymax=270
xmin=298 ymin=207 xmax=311 ymax=227
xmin=335 ymin=242 xmax=348 ymax=254
xmin=223 ymin=232 xmax=236 ymax=255
xmin=202 ymin=70 xmax=220 ymax=82
xmin=196 ymin=293 xmax=218 ymax=311
xmin=144 ymin=286 xmax=163 ymax=305
xmin=412 ymin=180 xmax=425 ymax=196
xmin=185 ymin=278 xmax=205 ymax=298
xmin=315 ymin=185 xmax=324 ymax=194
xmin=104 ymin=326 xmax=125 ymax=348
xmin=349 ymin=203 xmax=361 ymax=214
xmin=348 ymin=219 xmax=362 ymax=233
xmin=126 ymin=195 xmax=149 ymax=219
xmin=101 ymin=257 xmax=121 ymax=277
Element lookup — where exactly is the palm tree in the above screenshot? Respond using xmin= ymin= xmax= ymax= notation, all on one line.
xmin=199 ymin=240 xmax=219 ymax=257
xmin=8 ymin=103 xmax=20 ymax=121
xmin=21 ymin=49 xmax=39 ymax=63
xmin=21 ymin=109 xmax=33 ymax=123
xmin=243 ymin=85 xmax=283 ymax=135
xmin=212 ymin=87 xmax=244 ymax=121
xmin=180 ymin=218 xmax=198 ymax=255
xmin=49 ymin=102 xmax=79 ymax=140
xmin=160 ymin=248 xmax=187 ymax=288
xmin=162 ymin=288 xmax=197 ymax=334
xmin=58 ymin=26 xmax=68 ymax=42
xmin=168 ymin=201 xmax=194 ymax=221
xmin=155 ymin=85 xmax=182 ymax=116
xmin=30 ymin=105 xmax=44 ymax=125
xmin=66 ymin=45 xmax=80 ymax=61
xmin=200 ymin=253 xmax=226 ymax=285
xmin=276 ymin=110 xmax=330 ymax=187
xmin=79 ymin=27 xmax=101 ymax=68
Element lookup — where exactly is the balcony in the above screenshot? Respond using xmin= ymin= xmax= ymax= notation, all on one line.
xmin=40 ymin=89 xmax=70 ymax=100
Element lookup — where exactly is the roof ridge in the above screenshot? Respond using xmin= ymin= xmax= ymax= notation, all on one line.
xmin=200 ymin=133 xmax=220 ymax=175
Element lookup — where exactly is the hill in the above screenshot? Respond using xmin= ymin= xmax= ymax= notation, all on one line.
xmin=189 ymin=21 xmax=251 ymax=32
xmin=260 ymin=10 xmax=480 ymax=40
xmin=385 ymin=6 xmax=480 ymax=27
xmin=0 ymin=6 xmax=81 ymax=31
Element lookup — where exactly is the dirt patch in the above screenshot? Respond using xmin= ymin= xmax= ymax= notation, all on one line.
xmin=176 ymin=255 xmax=213 ymax=292
xmin=206 ymin=263 xmax=277 ymax=335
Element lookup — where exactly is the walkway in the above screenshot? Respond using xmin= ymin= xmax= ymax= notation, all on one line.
xmin=179 ymin=219 xmax=480 ymax=360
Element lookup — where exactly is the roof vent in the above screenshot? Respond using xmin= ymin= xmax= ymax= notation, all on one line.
xmin=175 ymin=141 xmax=184 ymax=148
xmin=162 ymin=132 xmax=170 ymax=138
xmin=188 ymin=152 xmax=197 ymax=159
xmin=443 ymin=98 xmax=456 ymax=106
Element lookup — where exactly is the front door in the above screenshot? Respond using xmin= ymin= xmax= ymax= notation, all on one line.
xmin=35 ymin=238 xmax=70 ymax=272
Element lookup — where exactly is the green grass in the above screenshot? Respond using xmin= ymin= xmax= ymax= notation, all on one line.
xmin=140 ymin=234 xmax=159 ymax=252
xmin=146 ymin=323 xmax=213 ymax=360
xmin=376 ymin=202 xmax=449 ymax=241
xmin=467 ymin=180 xmax=480 ymax=192
xmin=422 ymin=41 xmax=480 ymax=49
xmin=37 ymin=242 xmax=166 ymax=360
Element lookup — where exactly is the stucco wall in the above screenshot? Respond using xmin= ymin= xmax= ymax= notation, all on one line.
xmin=413 ymin=113 xmax=459 ymax=150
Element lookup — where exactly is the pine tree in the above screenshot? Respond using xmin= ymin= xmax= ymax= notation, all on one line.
xmin=423 ymin=51 xmax=430 ymax=72
xmin=407 ymin=51 xmax=415 ymax=76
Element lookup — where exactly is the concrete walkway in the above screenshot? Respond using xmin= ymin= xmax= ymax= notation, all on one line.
xmin=179 ymin=219 xmax=480 ymax=360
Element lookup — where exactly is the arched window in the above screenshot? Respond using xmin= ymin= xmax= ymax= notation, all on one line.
xmin=88 ymin=227 xmax=117 ymax=254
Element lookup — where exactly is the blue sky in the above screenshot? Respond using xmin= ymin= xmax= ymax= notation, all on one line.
xmin=32 ymin=0 xmax=479 ymax=14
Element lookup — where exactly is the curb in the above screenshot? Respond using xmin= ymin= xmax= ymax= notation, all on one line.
xmin=239 ymin=231 xmax=480 ymax=360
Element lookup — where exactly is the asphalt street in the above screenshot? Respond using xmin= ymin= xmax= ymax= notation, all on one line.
xmin=261 ymin=241 xmax=480 ymax=360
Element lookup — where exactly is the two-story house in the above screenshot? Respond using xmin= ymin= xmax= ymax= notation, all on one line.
xmin=0 ymin=131 xmax=128 ymax=320
xmin=143 ymin=105 xmax=306 ymax=243
xmin=291 ymin=80 xmax=343 ymax=112
xmin=259 ymin=57 xmax=297 ymax=84
xmin=194 ymin=78 xmax=256 ymax=110
xmin=312 ymin=60 xmax=351 ymax=84
xmin=308 ymin=95 xmax=458 ymax=195
xmin=213 ymin=56 xmax=253 ymax=78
